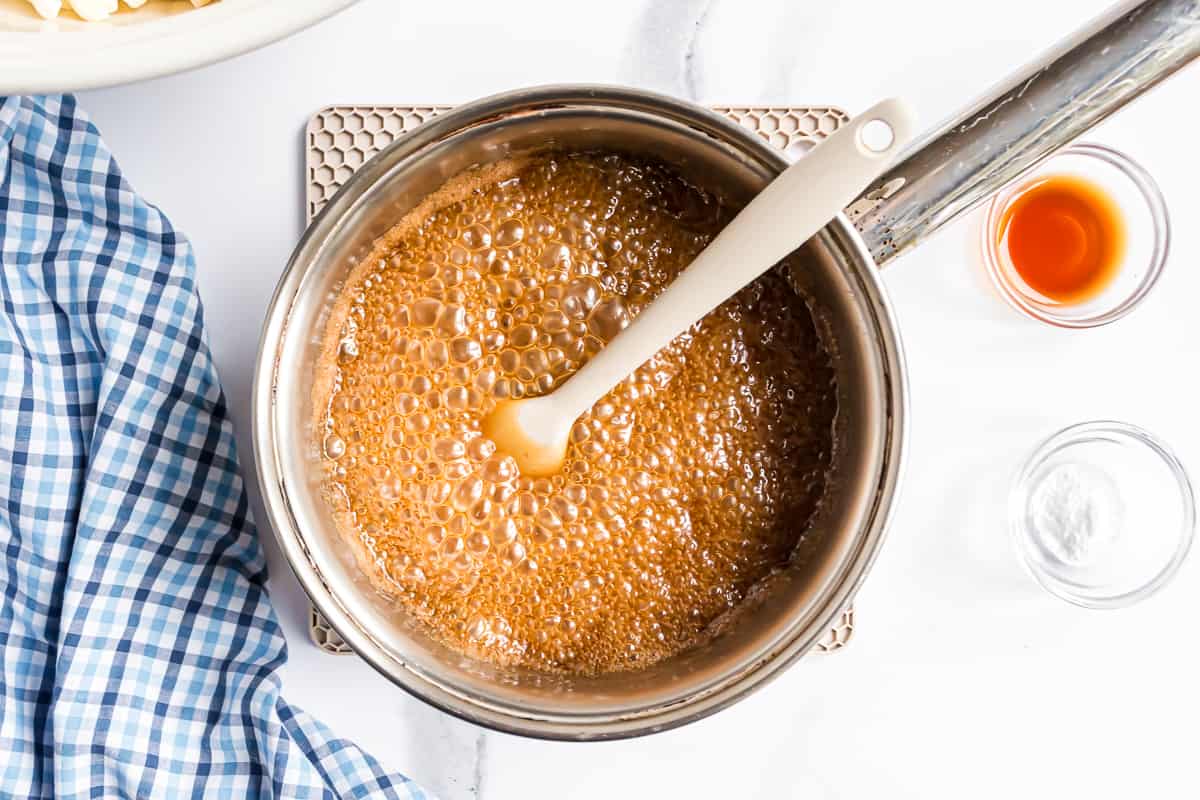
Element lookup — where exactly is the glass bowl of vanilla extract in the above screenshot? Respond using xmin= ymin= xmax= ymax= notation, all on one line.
xmin=982 ymin=143 xmax=1169 ymax=328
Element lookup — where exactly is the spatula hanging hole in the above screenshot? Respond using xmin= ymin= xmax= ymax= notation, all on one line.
xmin=860 ymin=119 xmax=895 ymax=153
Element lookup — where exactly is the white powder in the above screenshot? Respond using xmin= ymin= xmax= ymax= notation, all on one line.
xmin=1028 ymin=461 xmax=1124 ymax=565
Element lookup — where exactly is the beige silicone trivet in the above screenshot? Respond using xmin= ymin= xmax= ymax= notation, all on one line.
xmin=304 ymin=102 xmax=855 ymax=656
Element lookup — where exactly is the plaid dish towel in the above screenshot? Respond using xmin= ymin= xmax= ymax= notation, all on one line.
xmin=0 ymin=95 xmax=428 ymax=799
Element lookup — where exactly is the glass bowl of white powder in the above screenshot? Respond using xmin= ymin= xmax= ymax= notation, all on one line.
xmin=1012 ymin=421 xmax=1194 ymax=608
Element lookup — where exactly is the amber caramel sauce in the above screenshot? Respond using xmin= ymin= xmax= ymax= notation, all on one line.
xmin=1000 ymin=174 xmax=1126 ymax=304
xmin=315 ymin=153 xmax=837 ymax=674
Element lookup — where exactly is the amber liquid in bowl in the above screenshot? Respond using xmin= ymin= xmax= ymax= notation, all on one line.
xmin=316 ymin=153 xmax=837 ymax=674
xmin=998 ymin=174 xmax=1126 ymax=304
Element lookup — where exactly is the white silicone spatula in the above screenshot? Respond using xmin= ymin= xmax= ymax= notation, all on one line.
xmin=483 ymin=98 xmax=916 ymax=476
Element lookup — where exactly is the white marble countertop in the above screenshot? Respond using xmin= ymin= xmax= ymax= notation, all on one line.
xmin=78 ymin=0 xmax=1200 ymax=797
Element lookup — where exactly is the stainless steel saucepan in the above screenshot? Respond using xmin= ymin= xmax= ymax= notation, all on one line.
xmin=253 ymin=0 xmax=1200 ymax=740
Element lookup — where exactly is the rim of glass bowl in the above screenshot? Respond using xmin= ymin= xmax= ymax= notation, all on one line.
xmin=1009 ymin=420 xmax=1195 ymax=609
xmin=981 ymin=143 xmax=1170 ymax=329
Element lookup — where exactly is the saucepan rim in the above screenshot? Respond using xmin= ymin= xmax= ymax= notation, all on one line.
xmin=252 ymin=84 xmax=908 ymax=740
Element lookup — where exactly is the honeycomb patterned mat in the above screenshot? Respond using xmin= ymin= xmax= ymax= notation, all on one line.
xmin=304 ymin=103 xmax=855 ymax=656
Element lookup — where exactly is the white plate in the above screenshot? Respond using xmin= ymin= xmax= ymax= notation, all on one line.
xmin=0 ymin=0 xmax=359 ymax=93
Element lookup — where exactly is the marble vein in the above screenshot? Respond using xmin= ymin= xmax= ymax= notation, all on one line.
xmin=620 ymin=0 xmax=718 ymax=98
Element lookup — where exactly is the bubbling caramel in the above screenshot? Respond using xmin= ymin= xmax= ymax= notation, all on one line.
xmin=317 ymin=153 xmax=837 ymax=674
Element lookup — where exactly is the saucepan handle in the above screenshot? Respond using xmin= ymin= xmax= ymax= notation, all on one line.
xmin=851 ymin=0 xmax=1200 ymax=268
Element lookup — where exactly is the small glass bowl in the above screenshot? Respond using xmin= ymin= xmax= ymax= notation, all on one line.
xmin=1011 ymin=421 xmax=1194 ymax=609
xmin=982 ymin=143 xmax=1170 ymax=328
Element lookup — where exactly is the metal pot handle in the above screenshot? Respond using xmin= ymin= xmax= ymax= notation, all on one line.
xmin=850 ymin=0 xmax=1200 ymax=268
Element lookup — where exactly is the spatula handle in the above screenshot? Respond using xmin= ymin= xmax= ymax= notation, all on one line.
xmin=554 ymin=98 xmax=917 ymax=419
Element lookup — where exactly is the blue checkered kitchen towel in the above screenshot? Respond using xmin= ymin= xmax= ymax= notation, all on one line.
xmin=0 ymin=95 xmax=428 ymax=799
